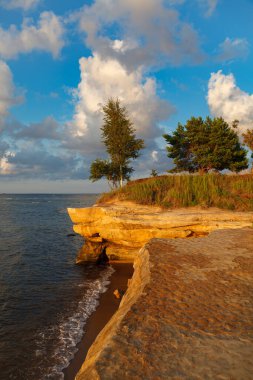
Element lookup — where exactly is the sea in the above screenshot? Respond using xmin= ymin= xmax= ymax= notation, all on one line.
xmin=0 ymin=194 xmax=114 ymax=380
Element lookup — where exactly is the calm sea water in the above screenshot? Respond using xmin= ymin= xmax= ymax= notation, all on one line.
xmin=0 ymin=194 xmax=114 ymax=380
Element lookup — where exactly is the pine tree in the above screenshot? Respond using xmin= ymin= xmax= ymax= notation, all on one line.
xmin=163 ymin=117 xmax=248 ymax=173
xmin=90 ymin=98 xmax=144 ymax=187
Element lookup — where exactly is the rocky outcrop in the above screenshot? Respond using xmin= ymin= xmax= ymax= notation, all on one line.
xmin=68 ymin=202 xmax=253 ymax=262
xmin=75 ymin=227 xmax=253 ymax=380
xmin=75 ymin=242 xmax=150 ymax=380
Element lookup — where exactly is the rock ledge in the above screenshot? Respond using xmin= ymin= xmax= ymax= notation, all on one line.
xmin=76 ymin=227 xmax=253 ymax=379
xmin=68 ymin=202 xmax=253 ymax=262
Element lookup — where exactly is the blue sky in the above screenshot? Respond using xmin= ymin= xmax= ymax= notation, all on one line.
xmin=0 ymin=0 xmax=253 ymax=193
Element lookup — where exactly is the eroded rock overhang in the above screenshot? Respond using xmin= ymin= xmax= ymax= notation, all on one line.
xmin=68 ymin=202 xmax=253 ymax=262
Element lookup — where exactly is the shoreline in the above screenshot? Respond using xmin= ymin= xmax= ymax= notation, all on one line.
xmin=63 ymin=262 xmax=134 ymax=380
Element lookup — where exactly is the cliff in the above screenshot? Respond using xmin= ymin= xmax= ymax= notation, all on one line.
xmin=75 ymin=227 xmax=253 ymax=380
xmin=68 ymin=201 xmax=253 ymax=262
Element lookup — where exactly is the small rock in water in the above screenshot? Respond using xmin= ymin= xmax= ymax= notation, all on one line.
xmin=113 ymin=289 xmax=121 ymax=299
xmin=67 ymin=233 xmax=76 ymax=237
xmin=113 ymin=289 xmax=124 ymax=299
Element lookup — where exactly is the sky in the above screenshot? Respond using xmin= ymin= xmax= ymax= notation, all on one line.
xmin=0 ymin=0 xmax=253 ymax=193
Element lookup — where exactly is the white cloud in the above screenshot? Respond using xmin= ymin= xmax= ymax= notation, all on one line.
xmin=0 ymin=0 xmax=40 ymax=10
xmin=0 ymin=138 xmax=87 ymax=179
xmin=135 ymin=148 xmax=172 ymax=175
xmin=206 ymin=0 xmax=218 ymax=16
xmin=207 ymin=70 xmax=253 ymax=133
xmin=151 ymin=150 xmax=158 ymax=162
xmin=72 ymin=54 xmax=174 ymax=140
xmin=0 ymin=152 xmax=16 ymax=175
xmin=68 ymin=0 xmax=186 ymax=175
xmin=198 ymin=0 xmax=218 ymax=17
xmin=0 ymin=60 xmax=17 ymax=128
xmin=0 ymin=11 xmax=65 ymax=59
xmin=14 ymin=116 xmax=61 ymax=140
xmin=216 ymin=37 xmax=249 ymax=62
xmin=76 ymin=0 xmax=204 ymax=68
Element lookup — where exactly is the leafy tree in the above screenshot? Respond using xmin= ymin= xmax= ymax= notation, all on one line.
xmin=90 ymin=98 xmax=144 ymax=188
xmin=150 ymin=169 xmax=158 ymax=177
xmin=163 ymin=117 xmax=248 ymax=173
xmin=163 ymin=123 xmax=196 ymax=173
xmin=90 ymin=159 xmax=133 ymax=189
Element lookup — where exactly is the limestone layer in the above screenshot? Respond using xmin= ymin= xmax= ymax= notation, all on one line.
xmin=68 ymin=202 xmax=253 ymax=262
xmin=75 ymin=227 xmax=253 ymax=380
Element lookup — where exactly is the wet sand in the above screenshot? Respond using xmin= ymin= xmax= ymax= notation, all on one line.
xmin=63 ymin=262 xmax=133 ymax=380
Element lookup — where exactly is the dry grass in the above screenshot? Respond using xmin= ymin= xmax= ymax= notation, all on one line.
xmin=98 ymin=174 xmax=253 ymax=211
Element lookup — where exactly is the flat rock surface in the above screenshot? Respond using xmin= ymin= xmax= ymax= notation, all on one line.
xmin=77 ymin=227 xmax=253 ymax=379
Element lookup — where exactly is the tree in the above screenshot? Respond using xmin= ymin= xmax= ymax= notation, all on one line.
xmin=150 ymin=169 xmax=158 ymax=177
xmin=243 ymin=129 xmax=253 ymax=172
xmin=163 ymin=117 xmax=248 ymax=173
xmin=89 ymin=159 xmax=133 ymax=189
xmin=90 ymin=98 xmax=144 ymax=188
xmin=163 ymin=123 xmax=196 ymax=173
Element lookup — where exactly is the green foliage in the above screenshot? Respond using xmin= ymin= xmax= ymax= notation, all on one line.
xmin=163 ymin=117 xmax=248 ymax=173
xmin=150 ymin=169 xmax=158 ymax=177
xmin=90 ymin=159 xmax=133 ymax=189
xmin=90 ymin=98 xmax=144 ymax=187
xmin=98 ymin=174 xmax=253 ymax=211
xmin=163 ymin=123 xmax=196 ymax=172
xmin=101 ymin=99 xmax=144 ymax=166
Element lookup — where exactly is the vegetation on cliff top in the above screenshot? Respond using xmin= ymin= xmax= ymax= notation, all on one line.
xmin=98 ymin=174 xmax=253 ymax=211
xmin=163 ymin=117 xmax=248 ymax=173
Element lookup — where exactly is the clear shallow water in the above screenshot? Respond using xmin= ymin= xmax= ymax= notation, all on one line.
xmin=0 ymin=194 xmax=114 ymax=380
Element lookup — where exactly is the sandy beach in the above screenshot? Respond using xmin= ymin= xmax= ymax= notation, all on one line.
xmin=63 ymin=262 xmax=133 ymax=380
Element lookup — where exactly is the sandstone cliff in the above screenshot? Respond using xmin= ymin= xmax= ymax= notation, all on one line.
xmin=68 ymin=202 xmax=253 ymax=262
xmin=75 ymin=227 xmax=253 ymax=380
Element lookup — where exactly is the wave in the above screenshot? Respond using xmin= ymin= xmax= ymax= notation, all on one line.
xmin=35 ymin=266 xmax=114 ymax=380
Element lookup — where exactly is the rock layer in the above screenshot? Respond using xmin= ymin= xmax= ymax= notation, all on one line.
xmin=68 ymin=202 xmax=253 ymax=262
xmin=75 ymin=227 xmax=253 ymax=380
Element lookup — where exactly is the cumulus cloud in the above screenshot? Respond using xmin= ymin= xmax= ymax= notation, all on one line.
xmin=13 ymin=116 xmax=61 ymax=140
xmin=0 ymin=140 xmax=9 ymax=156
xmin=207 ymin=70 xmax=253 ymax=133
xmin=151 ymin=150 xmax=159 ymax=162
xmin=216 ymin=37 xmax=249 ymax=62
xmin=72 ymin=54 xmax=173 ymax=139
xmin=0 ymin=0 xmax=40 ymax=10
xmin=0 ymin=11 xmax=65 ymax=59
xmin=0 ymin=136 xmax=88 ymax=179
xmin=76 ymin=0 xmax=204 ymax=68
xmin=5 ymin=148 xmax=83 ymax=179
xmin=0 ymin=151 xmax=16 ymax=175
xmin=2 ymin=0 xmax=194 ymax=180
xmin=68 ymin=0 xmax=187 ymax=176
xmin=0 ymin=114 xmax=92 ymax=179
xmin=0 ymin=60 xmax=20 ymax=128
xmin=134 ymin=147 xmax=173 ymax=176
